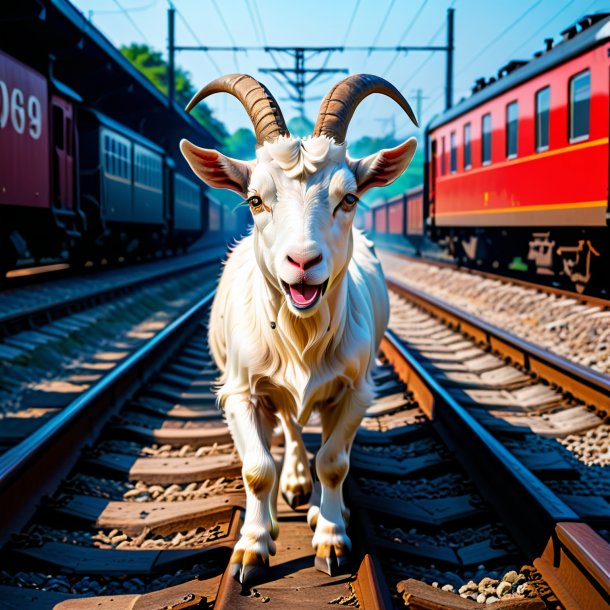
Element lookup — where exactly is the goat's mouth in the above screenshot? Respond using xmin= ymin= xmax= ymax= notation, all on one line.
xmin=281 ymin=279 xmax=328 ymax=310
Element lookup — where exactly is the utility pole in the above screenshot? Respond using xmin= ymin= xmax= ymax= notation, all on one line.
xmin=260 ymin=48 xmax=347 ymax=116
xmin=171 ymin=9 xmax=457 ymax=116
xmin=411 ymin=89 xmax=428 ymax=125
xmin=446 ymin=7 xmax=454 ymax=110
xmin=168 ymin=6 xmax=175 ymax=107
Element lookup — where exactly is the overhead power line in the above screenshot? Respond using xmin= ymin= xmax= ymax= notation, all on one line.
xmin=112 ymin=0 xmax=150 ymax=43
xmin=90 ymin=0 xmax=157 ymax=16
xmin=210 ymin=0 xmax=240 ymax=71
xmin=167 ymin=8 xmax=456 ymax=116
xmin=381 ymin=0 xmax=429 ymax=77
xmin=370 ymin=0 xmax=397 ymax=48
xmin=173 ymin=4 xmax=223 ymax=74
xmin=244 ymin=0 xmax=264 ymax=46
xmin=249 ymin=0 xmax=269 ymax=46
xmin=341 ymin=0 xmax=362 ymax=46
xmin=456 ymin=0 xmax=543 ymax=77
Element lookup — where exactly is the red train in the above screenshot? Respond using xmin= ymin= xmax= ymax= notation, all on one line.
xmin=367 ymin=13 xmax=610 ymax=298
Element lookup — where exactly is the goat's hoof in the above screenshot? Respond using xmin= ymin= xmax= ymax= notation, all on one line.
xmin=229 ymin=550 xmax=270 ymax=587
xmin=282 ymin=487 xmax=311 ymax=511
xmin=314 ymin=545 xmax=350 ymax=576
xmin=240 ymin=563 xmax=270 ymax=588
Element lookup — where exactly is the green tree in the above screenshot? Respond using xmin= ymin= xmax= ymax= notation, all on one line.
xmin=120 ymin=43 xmax=228 ymax=141
xmin=222 ymin=127 xmax=257 ymax=160
xmin=287 ymin=115 xmax=314 ymax=138
xmin=348 ymin=132 xmax=423 ymax=205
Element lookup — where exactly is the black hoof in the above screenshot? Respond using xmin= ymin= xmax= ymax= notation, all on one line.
xmin=240 ymin=563 xmax=270 ymax=588
xmin=282 ymin=488 xmax=311 ymax=510
xmin=229 ymin=562 xmax=241 ymax=579
xmin=315 ymin=550 xmax=350 ymax=576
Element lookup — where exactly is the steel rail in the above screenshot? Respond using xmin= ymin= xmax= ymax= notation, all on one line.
xmin=0 ymin=246 xmax=224 ymax=337
xmin=0 ymin=288 xmax=216 ymax=545
xmin=387 ymin=276 xmax=610 ymax=413
xmin=381 ymin=245 xmax=610 ymax=308
xmin=380 ymin=329 xmax=610 ymax=610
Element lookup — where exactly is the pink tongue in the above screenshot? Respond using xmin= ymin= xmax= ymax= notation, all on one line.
xmin=289 ymin=283 xmax=320 ymax=307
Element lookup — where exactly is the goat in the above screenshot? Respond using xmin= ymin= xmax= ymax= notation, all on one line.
xmin=181 ymin=74 xmax=417 ymax=586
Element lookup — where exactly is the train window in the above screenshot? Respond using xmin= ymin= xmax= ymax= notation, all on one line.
xmin=103 ymin=132 xmax=131 ymax=180
xmin=135 ymin=148 xmax=162 ymax=190
xmin=482 ymin=113 xmax=491 ymax=165
xmin=506 ymin=101 xmax=518 ymax=158
xmin=450 ymin=131 xmax=457 ymax=173
xmin=441 ymin=136 xmax=446 ymax=175
xmin=463 ymin=123 xmax=471 ymax=169
xmin=569 ymin=69 xmax=590 ymax=141
xmin=535 ymin=87 xmax=550 ymax=151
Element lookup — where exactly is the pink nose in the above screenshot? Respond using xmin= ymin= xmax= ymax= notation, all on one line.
xmin=286 ymin=253 xmax=323 ymax=271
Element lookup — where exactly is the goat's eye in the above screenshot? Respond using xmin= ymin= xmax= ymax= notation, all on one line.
xmin=337 ymin=193 xmax=358 ymax=213
xmin=248 ymin=195 xmax=265 ymax=214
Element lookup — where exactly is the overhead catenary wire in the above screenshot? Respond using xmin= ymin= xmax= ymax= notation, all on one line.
xmin=249 ymin=0 xmax=269 ymax=47
xmin=397 ymin=20 xmax=444 ymax=91
xmin=370 ymin=0 xmax=397 ymax=49
xmin=244 ymin=0 xmax=264 ymax=47
xmin=381 ymin=0 xmax=429 ymax=77
xmin=421 ymin=0 xmax=589 ymax=121
xmin=341 ymin=0 xmax=362 ymax=46
xmin=507 ymin=0 xmax=598 ymax=57
xmin=173 ymin=3 xmax=223 ymax=75
xmin=210 ymin=0 xmax=240 ymax=71
xmin=90 ymin=0 xmax=157 ymax=16
xmin=455 ymin=0 xmax=543 ymax=77
xmin=112 ymin=0 xmax=150 ymax=43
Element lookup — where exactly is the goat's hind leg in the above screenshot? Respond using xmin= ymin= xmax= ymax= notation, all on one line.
xmin=278 ymin=411 xmax=313 ymax=510
xmin=224 ymin=394 xmax=277 ymax=586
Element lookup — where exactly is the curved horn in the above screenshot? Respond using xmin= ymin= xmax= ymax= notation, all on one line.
xmin=185 ymin=74 xmax=289 ymax=145
xmin=313 ymin=74 xmax=418 ymax=143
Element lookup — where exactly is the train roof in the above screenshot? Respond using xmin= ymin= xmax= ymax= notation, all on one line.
xmin=428 ymin=13 xmax=610 ymax=131
xmin=0 ymin=0 xmax=221 ymax=154
xmin=50 ymin=0 xmax=220 ymax=146
xmin=86 ymin=109 xmax=166 ymax=155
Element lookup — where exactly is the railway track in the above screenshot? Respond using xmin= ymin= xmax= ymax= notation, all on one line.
xmin=0 ymin=262 xmax=608 ymax=608
xmin=0 ymin=246 xmax=226 ymax=459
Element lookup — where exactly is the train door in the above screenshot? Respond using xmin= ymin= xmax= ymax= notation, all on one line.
xmin=51 ymin=95 xmax=74 ymax=209
xmin=422 ymin=138 xmax=438 ymax=228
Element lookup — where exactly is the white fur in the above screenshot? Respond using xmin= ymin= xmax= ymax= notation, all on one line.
xmin=182 ymin=132 xmax=414 ymax=578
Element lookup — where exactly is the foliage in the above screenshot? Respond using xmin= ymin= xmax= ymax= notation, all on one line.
xmin=222 ymin=128 xmax=257 ymax=160
xmin=120 ymin=44 xmax=228 ymax=141
xmin=287 ymin=115 xmax=315 ymax=138
xmin=348 ymin=132 xmax=424 ymax=207
xmin=118 ymin=43 xmax=424 ymax=209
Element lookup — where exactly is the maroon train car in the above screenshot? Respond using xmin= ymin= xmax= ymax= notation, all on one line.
xmin=0 ymin=50 xmax=50 ymax=208
xmin=0 ymin=49 xmax=79 ymax=270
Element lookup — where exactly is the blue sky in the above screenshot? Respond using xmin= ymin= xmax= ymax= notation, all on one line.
xmin=72 ymin=0 xmax=608 ymax=141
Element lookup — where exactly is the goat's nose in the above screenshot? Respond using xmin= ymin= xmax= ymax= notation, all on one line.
xmin=286 ymin=252 xmax=323 ymax=271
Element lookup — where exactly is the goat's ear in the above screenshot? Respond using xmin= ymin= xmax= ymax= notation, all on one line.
xmin=180 ymin=139 xmax=252 ymax=197
xmin=347 ymin=137 xmax=417 ymax=195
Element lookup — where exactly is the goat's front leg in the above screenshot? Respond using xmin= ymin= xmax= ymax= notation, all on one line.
xmin=224 ymin=394 xmax=277 ymax=586
xmin=278 ymin=411 xmax=313 ymax=510
xmin=310 ymin=395 xmax=367 ymax=575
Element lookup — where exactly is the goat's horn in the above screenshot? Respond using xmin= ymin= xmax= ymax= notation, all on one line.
xmin=313 ymin=74 xmax=418 ymax=143
xmin=185 ymin=74 xmax=289 ymax=145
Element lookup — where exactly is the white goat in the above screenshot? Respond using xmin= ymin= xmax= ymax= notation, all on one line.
xmin=181 ymin=74 xmax=417 ymax=586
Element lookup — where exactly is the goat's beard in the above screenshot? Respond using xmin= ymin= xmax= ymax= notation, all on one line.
xmin=277 ymin=292 xmax=333 ymax=356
